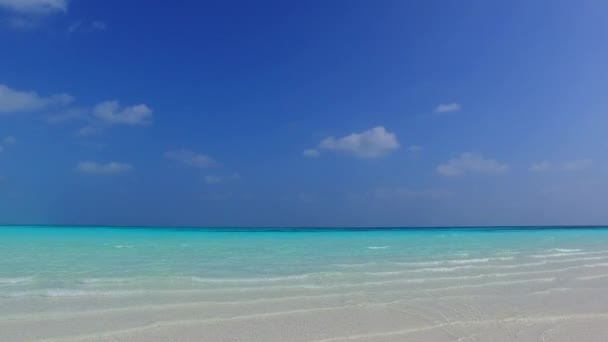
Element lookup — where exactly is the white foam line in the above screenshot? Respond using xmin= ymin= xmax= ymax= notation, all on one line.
xmin=547 ymin=248 xmax=582 ymax=253
xmin=531 ymin=250 xmax=608 ymax=258
xmin=80 ymin=278 xmax=131 ymax=284
xmin=1 ymin=289 xmax=142 ymax=299
xmin=190 ymin=273 xmax=327 ymax=283
xmin=361 ymin=256 xmax=608 ymax=276
xmin=576 ymin=274 xmax=608 ymax=281
xmin=8 ymin=259 xmax=608 ymax=299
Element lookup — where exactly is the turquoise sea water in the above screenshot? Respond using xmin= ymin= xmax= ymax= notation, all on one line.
xmin=2 ymin=226 xmax=608 ymax=297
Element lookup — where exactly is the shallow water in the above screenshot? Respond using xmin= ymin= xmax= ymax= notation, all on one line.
xmin=2 ymin=226 xmax=608 ymax=341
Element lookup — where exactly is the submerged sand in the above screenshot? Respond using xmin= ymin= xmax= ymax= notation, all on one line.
xmin=3 ymin=250 xmax=608 ymax=341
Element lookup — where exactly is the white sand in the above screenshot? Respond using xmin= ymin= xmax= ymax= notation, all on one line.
xmin=3 ymin=256 xmax=608 ymax=341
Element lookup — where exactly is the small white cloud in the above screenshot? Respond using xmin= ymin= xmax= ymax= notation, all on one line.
xmin=437 ymin=152 xmax=509 ymax=176
xmin=408 ymin=145 xmax=422 ymax=153
xmin=0 ymin=0 xmax=67 ymax=13
xmin=204 ymin=175 xmax=224 ymax=184
xmin=303 ymin=149 xmax=320 ymax=158
xmin=164 ymin=149 xmax=217 ymax=168
xmin=0 ymin=84 xmax=73 ymax=113
xmin=435 ymin=103 xmax=462 ymax=113
xmin=319 ymin=126 xmax=399 ymax=159
xmin=530 ymin=161 xmax=551 ymax=172
xmin=93 ymin=101 xmax=152 ymax=125
xmin=76 ymin=161 xmax=132 ymax=175
xmin=562 ymin=159 xmax=593 ymax=172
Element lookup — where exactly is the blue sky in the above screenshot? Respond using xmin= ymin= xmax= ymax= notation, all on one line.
xmin=1 ymin=0 xmax=607 ymax=227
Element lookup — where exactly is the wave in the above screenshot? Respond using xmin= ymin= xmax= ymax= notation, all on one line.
xmin=576 ymin=274 xmax=608 ymax=281
xmin=0 ymin=277 xmax=33 ymax=285
xmin=2 ymin=289 xmax=140 ymax=298
xmin=548 ymin=248 xmax=582 ymax=253
xmin=191 ymin=272 xmax=344 ymax=284
xmin=531 ymin=250 xmax=608 ymax=258
xmin=367 ymin=246 xmax=391 ymax=250
xmin=81 ymin=278 xmax=131 ymax=284
xmin=392 ymin=256 xmax=513 ymax=267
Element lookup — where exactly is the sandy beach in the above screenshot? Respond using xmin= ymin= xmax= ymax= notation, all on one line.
xmin=3 ymin=240 xmax=608 ymax=341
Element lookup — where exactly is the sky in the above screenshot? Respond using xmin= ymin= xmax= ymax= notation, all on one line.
xmin=1 ymin=0 xmax=608 ymax=227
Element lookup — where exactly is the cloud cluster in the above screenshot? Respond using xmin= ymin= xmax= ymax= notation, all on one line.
xmin=437 ymin=152 xmax=509 ymax=176
xmin=0 ymin=84 xmax=152 ymax=136
xmin=0 ymin=0 xmax=67 ymax=13
xmin=0 ymin=84 xmax=73 ymax=113
xmin=76 ymin=161 xmax=132 ymax=175
xmin=0 ymin=0 xmax=69 ymax=30
xmin=75 ymin=100 xmax=154 ymax=135
xmin=93 ymin=101 xmax=152 ymax=126
xmin=318 ymin=126 xmax=399 ymax=159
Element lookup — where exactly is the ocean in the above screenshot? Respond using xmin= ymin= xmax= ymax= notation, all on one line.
xmin=2 ymin=226 xmax=608 ymax=341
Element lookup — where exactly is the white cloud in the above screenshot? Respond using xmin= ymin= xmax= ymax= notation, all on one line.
xmin=303 ymin=149 xmax=320 ymax=158
xmin=530 ymin=161 xmax=551 ymax=172
xmin=76 ymin=161 xmax=132 ymax=175
xmin=165 ymin=149 xmax=217 ymax=168
xmin=562 ymin=159 xmax=593 ymax=172
xmin=437 ymin=152 xmax=509 ymax=176
xmin=93 ymin=101 xmax=152 ymax=125
xmin=408 ymin=145 xmax=422 ymax=153
xmin=0 ymin=84 xmax=73 ymax=113
xmin=319 ymin=126 xmax=399 ymax=159
xmin=434 ymin=103 xmax=462 ymax=113
xmin=0 ymin=0 xmax=67 ymax=13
